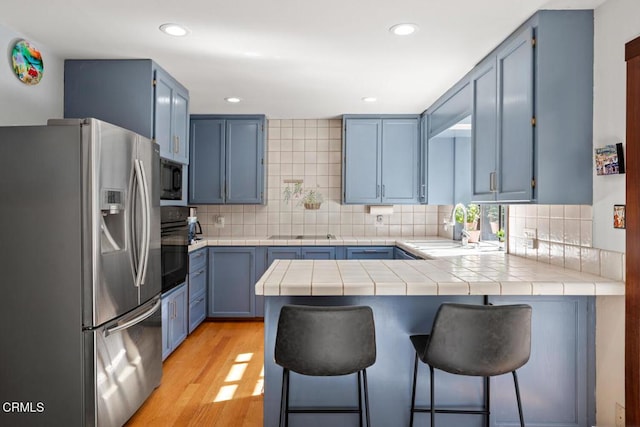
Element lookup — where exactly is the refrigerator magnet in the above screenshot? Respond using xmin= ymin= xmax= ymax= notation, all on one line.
xmin=11 ymin=39 xmax=44 ymax=85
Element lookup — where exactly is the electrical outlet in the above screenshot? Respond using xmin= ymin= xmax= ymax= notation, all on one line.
xmin=375 ymin=215 xmax=384 ymax=227
xmin=215 ymin=215 xmax=225 ymax=228
xmin=615 ymin=402 xmax=625 ymax=427
xmin=523 ymin=228 xmax=537 ymax=249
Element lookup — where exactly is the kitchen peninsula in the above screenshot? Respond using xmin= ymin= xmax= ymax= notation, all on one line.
xmin=248 ymin=239 xmax=623 ymax=427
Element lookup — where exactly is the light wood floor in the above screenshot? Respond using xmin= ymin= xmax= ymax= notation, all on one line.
xmin=126 ymin=321 xmax=264 ymax=427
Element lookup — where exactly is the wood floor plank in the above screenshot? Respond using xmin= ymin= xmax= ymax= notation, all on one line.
xmin=126 ymin=321 xmax=264 ymax=427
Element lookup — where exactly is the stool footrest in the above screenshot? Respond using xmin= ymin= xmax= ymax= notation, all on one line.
xmin=412 ymin=407 xmax=489 ymax=415
xmin=289 ymin=407 xmax=361 ymax=414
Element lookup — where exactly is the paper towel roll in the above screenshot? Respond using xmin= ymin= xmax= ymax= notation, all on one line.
xmin=368 ymin=205 xmax=394 ymax=215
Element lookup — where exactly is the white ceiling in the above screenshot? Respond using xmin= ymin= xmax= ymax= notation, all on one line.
xmin=1 ymin=0 xmax=605 ymax=119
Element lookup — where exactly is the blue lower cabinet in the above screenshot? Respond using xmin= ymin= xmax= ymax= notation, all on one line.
xmin=394 ymin=247 xmax=421 ymax=260
xmin=188 ymin=291 xmax=206 ymax=333
xmin=346 ymin=246 xmax=394 ymax=259
xmin=301 ymin=246 xmax=336 ymax=259
xmin=267 ymin=247 xmax=300 ymax=265
xmin=161 ymin=282 xmax=188 ymax=361
xmin=188 ymin=249 xmax=208 ymax=333
xmin=267 ymin=246 xmax=336 ymax=266
xmin=209 ymin=247 xmax=256 ymax=317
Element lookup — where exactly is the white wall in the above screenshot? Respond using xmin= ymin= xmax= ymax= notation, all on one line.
xmin=593 ymin=0 xmax=640 ymax=252
xmin=0 ymin=23 xmax=63 ymax=125
xmin=593 ymin=0 xmax=640 ymax=424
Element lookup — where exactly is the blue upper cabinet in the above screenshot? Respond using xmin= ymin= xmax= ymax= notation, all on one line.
xmin=64 ymin=59 xmax=190 ymax=164
xmin=343 ymin=118 xmax=381 ymax=204
xmin=227 ymin=120 xmax=264 ymax=203
xmin=471 ymin=57 xmax=498 ymax=202
xmin=496 ymin=28 xmax=534 ymax=202
xmin=469 ymin=10 xmax=593 ymax=204
xmin=381 ymin=119 xmax=420 ymax=203
xmin=343 ymin=115 xmax=419 ymax=204
xmin=189 ymin=119 xmax=225 ymax=203
xmin=189 ymin=115 xmax=266 ymax=205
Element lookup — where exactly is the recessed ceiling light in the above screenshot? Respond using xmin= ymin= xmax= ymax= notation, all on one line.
xmin=225 ymin=97 xmax=242 ymax=103
xmin=159 ymin=23 xmax=190 ymax=37
xmin=362 ymin=97 xmax=377 ymax=103
xmin=389 ymin=23 xmax=419 ymax=36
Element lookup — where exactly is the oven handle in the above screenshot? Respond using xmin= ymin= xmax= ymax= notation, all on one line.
xmin=104 ymin=298 xmax=161 ymax=337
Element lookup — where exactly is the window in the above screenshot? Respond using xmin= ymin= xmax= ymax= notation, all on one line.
xmin=480 ymin=205 xmax=507 ymax=242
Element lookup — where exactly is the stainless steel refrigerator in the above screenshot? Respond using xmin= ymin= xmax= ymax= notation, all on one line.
xmin=0 ymin=118 xmax=162 ymax=426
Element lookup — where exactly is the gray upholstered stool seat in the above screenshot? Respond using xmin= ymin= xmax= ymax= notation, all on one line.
xmin=409 ymin=303 xmax=532 ymax=427
xmin=275 ymin=304 xmax=377 ymax=427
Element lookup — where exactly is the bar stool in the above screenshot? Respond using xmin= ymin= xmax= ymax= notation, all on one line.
xmin=275 ymin=304 xmax=377 ymax=427
xmin=409 ymin=303 xmax=532 ymax=427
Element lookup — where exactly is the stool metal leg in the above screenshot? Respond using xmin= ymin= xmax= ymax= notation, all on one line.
xmin=363 ymin=369 xmax=371 ymax=427
xmin=410 ymin=353 xmax=419 ymax=427
xmin=512 ymin=370 xmax=525 ymax=427
xmin=429 ymin=364 xmax=435 ymax=426
xmin=279 ymin=368 xmax=289 ymax=427
xmin=358 ymin=370 xmax=363 ymax=427
xmin=485 ymin=376 xmax=490 ymax=426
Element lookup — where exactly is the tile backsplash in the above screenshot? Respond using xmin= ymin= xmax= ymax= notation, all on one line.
xmin=508 ymin=205 xmax=624 ymax=281
xmin=194 ymin=119 xmax=441 ymax=238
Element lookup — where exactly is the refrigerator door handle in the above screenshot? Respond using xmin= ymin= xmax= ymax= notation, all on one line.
xmin=104 ymin=298 xmax=161 ymax=337
xmin=137 ymin=158 xmax=151 ymax=287
xmin=133 ymin=159 xmax=148 ymax=288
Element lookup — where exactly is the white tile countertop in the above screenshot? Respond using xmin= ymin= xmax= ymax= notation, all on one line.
xmin=188 ymin=236 xmax=404 ymax=252
xmin=256 ymin=257 xmax=624 ymax=296
xmin=187 ymin=236 xmax=624 ymax=296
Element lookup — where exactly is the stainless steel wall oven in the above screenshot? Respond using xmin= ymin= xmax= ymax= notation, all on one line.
xmin=161 ymin=206 xmax=189 ymax=293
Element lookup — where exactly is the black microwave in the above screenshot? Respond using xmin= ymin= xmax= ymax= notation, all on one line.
xmin=160 ymin=158 xmax=183 ymax=200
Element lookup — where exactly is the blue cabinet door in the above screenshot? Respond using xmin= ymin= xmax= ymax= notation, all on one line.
xmin=471 ymin=58 xmax=498 ymax=202
xmin=155 ymin=67 xmax=190 ymax=163
xmin=209 ymin=247 xmax=256 ymax=317
xmin=301 ymin=246 xmax=336 ymax=259
xmin=154 ymin=73 xmax=173 ymax=160
xmin=394 ymin=247 xmax=420 ymax=260
xmin=227 ymin=119 xmax=264 ymax=203
xmin=161 ymin=296 xmax=170 ymax=360
xmin=173 ymin=89 xmax=190 ymax=164
xmin=381 ymin=119 xmax=419 ymax=203
xmin=162 ymin=282 xmax=188 ymax=361
xmin=64 ymin=60 xmax=155 ymax=140
xmin=343 ymin=119 xmax=381 ymax=204
xmin=170 ymin=284 xmax=188 ymax=350
xmin=496 ymin=27 xmax=534 ymax=202
xmin=267 ymin=247 xmax=300 ymax=266
xmin=346 ymin=246 xmax=394 ymax=260
xmin=189 ymin=118 xmax=225 ymax=204
xmin=188 ymin=293 xmax=206 ymax=334
xmin=488 ymin=296 xmax=595 ymax=427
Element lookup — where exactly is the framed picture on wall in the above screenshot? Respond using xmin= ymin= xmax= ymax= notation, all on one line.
xmin=614 ymin=205 xmax=626 ymax=229
xmin=595 ymin=143 xmax=625 ymax=175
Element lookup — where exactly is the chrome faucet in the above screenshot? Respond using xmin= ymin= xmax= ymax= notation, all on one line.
xmin=444 ymin=203 xmax=470 ymax=247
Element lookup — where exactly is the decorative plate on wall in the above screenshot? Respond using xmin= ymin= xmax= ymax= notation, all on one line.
xmin=11 ymin=39 xmax=44 ymax=85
